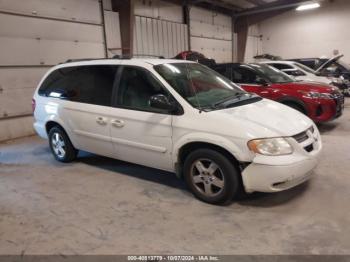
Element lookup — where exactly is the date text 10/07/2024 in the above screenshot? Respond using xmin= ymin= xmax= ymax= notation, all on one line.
xmin=127 ymin=255 xmax=220 ymax=261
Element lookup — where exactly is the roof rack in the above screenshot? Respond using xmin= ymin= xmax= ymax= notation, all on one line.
xmin=62 ymin=54 xmax=166 ymax=64
xmin=112 ymin=54 xmax=165 ymax=59
xmin=112 ymin=54 xmax=132 ymax=59
xmin=63 ymin=58 xmax=106 ymax=63
xmin=133 ymin=54 xmax=165 ymax=59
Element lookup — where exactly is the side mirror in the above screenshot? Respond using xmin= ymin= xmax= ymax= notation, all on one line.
xmin=256 ymin=78 xmax=268 ymax=86
xmin=149 ymin=94 xmax=176 ymax=112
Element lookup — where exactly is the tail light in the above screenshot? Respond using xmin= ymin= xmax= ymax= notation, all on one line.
xmin=32 ymin=98 xmax=36 ymax=113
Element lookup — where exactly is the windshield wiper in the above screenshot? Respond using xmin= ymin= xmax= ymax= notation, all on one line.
xmin=212 ymin=93 xmax=262 ymax=109
xmin=213 ymin=93 xmax=246 ymax=108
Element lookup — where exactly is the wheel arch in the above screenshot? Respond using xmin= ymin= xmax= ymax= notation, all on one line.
xmin=277 ymin=96 xmax=308 ymax=114
xmin=175 ymin=140 xmax=244 ymax=179
xmin=44 ymin=117 xmax=78 ymax=149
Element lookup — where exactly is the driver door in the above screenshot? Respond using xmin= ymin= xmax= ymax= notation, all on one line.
xmin=231 ymin=66 xmax=274 ymax=99
xmin=109 ymin=66 xmax=174 ymax=171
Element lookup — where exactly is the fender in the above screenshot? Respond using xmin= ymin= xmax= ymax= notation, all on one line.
xmin=172 ymin=132 xmax=253 ymax=166
xmin=276 ymin=96 xmax=308 ymax=114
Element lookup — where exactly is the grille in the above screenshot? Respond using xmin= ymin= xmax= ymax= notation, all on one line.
xmin=292 ymin=131 xmax=309 ymax=143
xmin=292 ymin=126 xmax=316 ymax=153
xmin=331 ymin=91 xmax=345 ymax=116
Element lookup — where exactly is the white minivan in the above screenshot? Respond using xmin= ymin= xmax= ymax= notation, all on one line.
xmin=33 ymin=58 xmax=322 ymax=204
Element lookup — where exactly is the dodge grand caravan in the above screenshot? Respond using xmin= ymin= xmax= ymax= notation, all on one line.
xmin=33 ymin=59 xmax=322 ymax=204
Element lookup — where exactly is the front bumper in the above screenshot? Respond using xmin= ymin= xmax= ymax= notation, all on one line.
xmin=242 ymin=158 xmax=317 ymax=193
xmin=305 ymin=94 xmax=344 ymax=122
xmin=242 ymin=126 xmax=322 ymax=193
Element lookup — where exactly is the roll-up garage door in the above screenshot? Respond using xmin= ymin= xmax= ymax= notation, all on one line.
xmin=0 ymin=0 xmax=106 ymax=141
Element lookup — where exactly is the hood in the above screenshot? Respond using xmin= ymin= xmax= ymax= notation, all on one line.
xmin=315 ymin=54 xmax=343 ymax=73
xmin=207 ymin=99 xmax=313 ymax=139
xmin=273 ymin=81 xmax=336 ymax=93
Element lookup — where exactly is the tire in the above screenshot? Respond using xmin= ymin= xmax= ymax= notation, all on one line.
xmin=283 ymin=102 xmax=305 ymax=114
xmin=48 ymin=126 xmax=78 ymax=163
xmin=183 ymin=148 xmax=242 ymax=205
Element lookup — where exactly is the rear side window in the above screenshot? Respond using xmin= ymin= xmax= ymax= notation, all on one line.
xmin=38 ymin=65 xmax=118 ymax=106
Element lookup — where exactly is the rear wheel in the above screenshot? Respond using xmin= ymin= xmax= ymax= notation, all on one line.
xmin=183 ymin=148 xmax=241 ymax=205
xmin=48 ymin=126 xmax=77 ymax=162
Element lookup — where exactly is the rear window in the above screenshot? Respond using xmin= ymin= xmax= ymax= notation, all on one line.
xmin=38 ymin=65 xmax=118 ymax=107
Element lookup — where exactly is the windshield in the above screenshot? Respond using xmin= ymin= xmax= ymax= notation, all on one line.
xmin=250 ymin=63 xmax=295 ymax=83
xmin=294 ymin=62 xmax=316 ymax=74
xmin=154 ymin=63 xmax=257 ymax=110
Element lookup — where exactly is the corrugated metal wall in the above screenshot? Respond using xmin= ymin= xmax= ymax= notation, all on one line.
xmin=133 ymin=16 xmax=188 ymax=58
xmin=0 ymin=0 xmax=106 ymax=141
xmin=133 ymin=0 xmax=188 ymax=58
xmin=190 ymin=7 xmax=232 ymax=63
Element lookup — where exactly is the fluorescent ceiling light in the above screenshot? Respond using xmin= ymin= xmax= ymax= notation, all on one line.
xmin=296 ymin=2 xmax=320 ymax=11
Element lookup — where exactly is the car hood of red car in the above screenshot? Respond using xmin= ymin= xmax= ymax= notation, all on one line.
xmin=271 ymin=81 xmax=336 ymax=93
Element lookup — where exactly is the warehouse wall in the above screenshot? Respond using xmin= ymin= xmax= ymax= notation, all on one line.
xmin=190 ymin=7 xmax=232 ymax=63
xmin=258 ymin=0 xmax=350 ymax=64
xmin=0 ymin=0 xmax=107 ymax=141
xmin=133 ymin=0 xmax=188 ymax=58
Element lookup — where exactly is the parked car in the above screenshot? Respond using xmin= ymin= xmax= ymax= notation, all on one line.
xmin=33 ymin=59 xmax=321 ymax=204
xmin=289 ymin=55 xmax=350 ymax=96
xmin=213 ymin=63 xmax=344 ymax=123
xmin=261 ymin=60 xmax=332 ymax=84
xmin=174 ymin=51 xmax=216 ymax=67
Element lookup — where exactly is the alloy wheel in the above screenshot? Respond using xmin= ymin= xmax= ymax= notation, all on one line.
xmin=190 ymin=158 xmax=225 ymax=197
xmin=51 ymin=132 xmax=66 ymax=159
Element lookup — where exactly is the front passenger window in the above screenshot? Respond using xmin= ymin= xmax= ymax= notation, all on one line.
xmin=116 ymin=67 xmax=169 ymax=112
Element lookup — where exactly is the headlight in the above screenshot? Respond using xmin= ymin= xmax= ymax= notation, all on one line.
xmin=328 ymin=77 xmax=343 ymax=85
xmin=247 ymin=138 xmax=293 ymax=156
xmin=298 ymin=91 xmax=332 ymax=99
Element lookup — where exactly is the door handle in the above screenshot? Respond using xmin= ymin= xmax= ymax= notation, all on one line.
xmin=111 ymin=119 xmax=125 ymax=128
xmin=96 ymin=116 xmax=107 ymax=125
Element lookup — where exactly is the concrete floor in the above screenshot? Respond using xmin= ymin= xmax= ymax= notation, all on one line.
xmin=0 ymin=100 xmax=350 ymax=255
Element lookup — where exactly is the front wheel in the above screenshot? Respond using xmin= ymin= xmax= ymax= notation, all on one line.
xmin=183 ymin=148 xmax=242 ymax=205
xmin=48 ymin=126 xmax=77 ymax=163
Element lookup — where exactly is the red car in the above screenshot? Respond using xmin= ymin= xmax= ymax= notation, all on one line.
xmin=213 ymin=63 xmax=344 ymax=123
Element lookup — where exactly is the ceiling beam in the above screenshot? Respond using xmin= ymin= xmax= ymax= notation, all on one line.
xmin=234 ymin=0 xmax=309 ymax=16
xmin=191 ymin=0 xmax=243 ymax=11
xmin=245 ymin=0 xmax=267 ymax=6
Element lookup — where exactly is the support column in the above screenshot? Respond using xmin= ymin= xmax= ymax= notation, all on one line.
xmin=235 ymin=18 xmax=248 ymax=62
xmin=183 ymin=4 xmax=191 ymax=51
xmin=111 ymin=0 xmax=134 ymax=56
